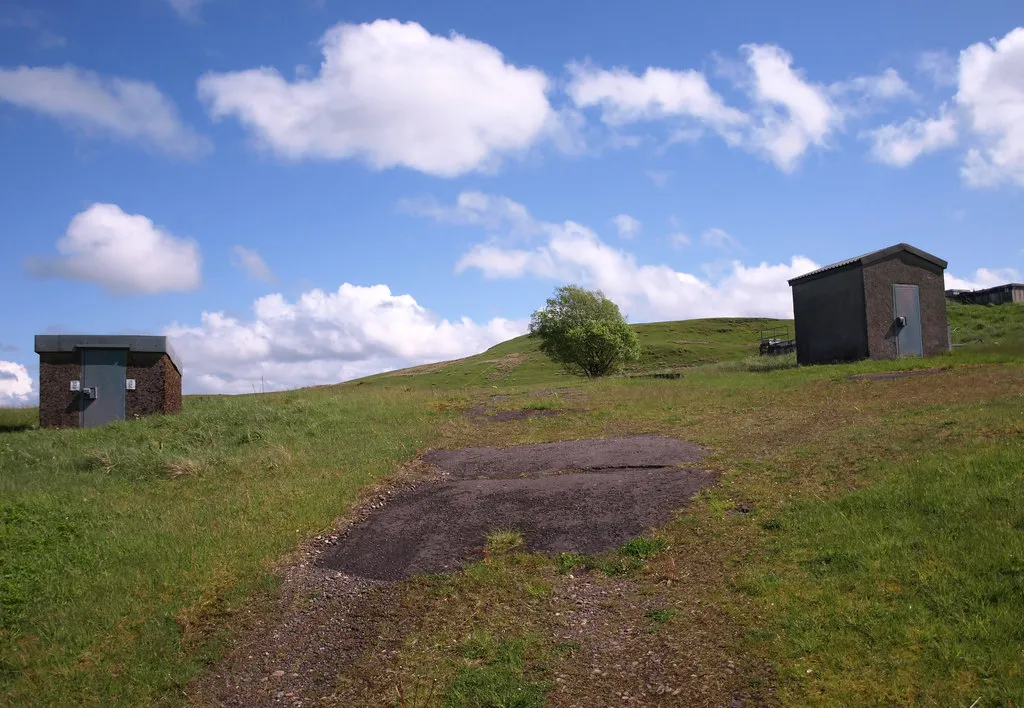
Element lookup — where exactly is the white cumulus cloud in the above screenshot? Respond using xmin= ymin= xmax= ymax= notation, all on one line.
xmin=945 ymin=267 xmax=1021 ymax=291
xmin=917 ymin=51 xmax=958 ymax=88
xmin=401 ymin=191 xmax=542 ymax=239
xmin=956 ymin=27 xmax=1024 ymax=187
xmin=831 ymin=67 xmax=913 ymax=101
xmin=198 ymin=19 xmax=558 ymax=177
xmin=613 ymin=214 xmax=642 ymax=239
xmin=566 ymin=43 xmax=847 ymax=171
xmin=566 ymin=62 xmax=749 ymax=134
xmin=28 ymin=203 xmax=202 ymax=294
xmin=863 ymin=106 xmax=957 ymax=167
xmin=0 ymin=361 xmax=33 ymax=405
xmin=0 ymin=65 xmax=209 ymax=157
xmin=231 ymin=245 xmax=274 ymax=283
xmin=741 ymin=44 xmax=842 ymax=171
xmin=165 ymin=284 xmax=526 ymax=393
xmin=426 ymin=191 xmax=815 ymax=320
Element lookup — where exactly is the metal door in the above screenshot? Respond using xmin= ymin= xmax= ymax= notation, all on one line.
xmin=81 ymin=349 xmax=126 ymax=427
xmin=892 ymin=284 xmax=923 ymax=357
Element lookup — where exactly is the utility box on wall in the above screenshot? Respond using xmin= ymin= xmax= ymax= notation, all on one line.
xmin=787 ymin=243 xmax=949 ymax=366
xmin=34 ymin=335 xmax=183 ymax=429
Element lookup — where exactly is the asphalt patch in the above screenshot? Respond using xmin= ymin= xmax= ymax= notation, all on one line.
xmin=318 ymin=435 xmax=712 ymax=581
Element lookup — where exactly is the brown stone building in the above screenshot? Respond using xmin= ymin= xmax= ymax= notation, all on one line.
xmin=788 ymin=243 xmax=949 ymax=366
xmin=34 ymin=335 xmax=182 ymax=429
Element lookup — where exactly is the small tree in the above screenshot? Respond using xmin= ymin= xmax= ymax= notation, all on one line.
xmin=529 ymin=285 xmax=640 ymax=377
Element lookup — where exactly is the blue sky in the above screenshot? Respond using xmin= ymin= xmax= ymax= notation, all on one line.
xmin=1 ymin=0 xmax=1022 ymax=401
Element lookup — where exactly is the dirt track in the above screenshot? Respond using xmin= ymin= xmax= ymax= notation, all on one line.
xmin=191 ymin=435 xmax=719 ymax=706
xmin=318 ymin=435 xmax=712 ymax=580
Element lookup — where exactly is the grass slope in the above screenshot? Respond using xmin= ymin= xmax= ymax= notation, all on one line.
xmin=1 ymin=304 xmax=1022 ymax=705
xmin=355 ymin=316 xmax=791 ymax=390
xmin=948 ymin=300 xmax=1024 ymax=346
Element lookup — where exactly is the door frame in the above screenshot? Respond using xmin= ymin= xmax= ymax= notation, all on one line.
xmin=80 ymin=348 xmax=128 ymax=428
xmin=891 ymin=283 xmax=923 ymax=357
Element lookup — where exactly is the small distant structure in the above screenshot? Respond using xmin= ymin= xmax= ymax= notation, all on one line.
xmin=759 ymin=324 xmax=796 ymax=356
xmin=945 ymin=283 xmax=1024 ymax=306
xmin=788 ymin=243 xmax=949 ymax=366
xmin=34 ymin=335 xmax=182 ymax=429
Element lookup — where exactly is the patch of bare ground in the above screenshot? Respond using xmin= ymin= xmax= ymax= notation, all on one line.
xmin=486 ymin=352 xmax=527 ymax=379
xmin=547 ymin=574 xmax=769 ymax=706
xmin=845 ymin=367 xmax=948 ymax=381
xmin=465 ymin=387 xmax=590 ymax=423
xmin=318 ymin=436 xmax=711 ymax=580
xmin=188 ymin=461 xmax=442 ymax=707
xmin=190 ymin=436 xmax=726 ymax=707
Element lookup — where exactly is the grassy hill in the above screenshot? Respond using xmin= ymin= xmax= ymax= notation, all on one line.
xmin=1 ymin=303 xmax=1022 ymax=706
xmin=355 ymin=316 xmax=792 ymax=390
xmin=353 ymin=301 xmax=1023 ymax=390
xmin=948 ymin=299 xmax=1024 ymax=346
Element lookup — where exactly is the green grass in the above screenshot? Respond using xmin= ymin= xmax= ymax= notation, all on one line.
xmin=745 ymin=443 xmax=1024 ymax=704
xmin=645 ymin=608 xmax=677 ymax=624
xmin=486 ymin=529 xmax=526 ymax=555
xmin=354 ymin=316 xmax=792 ymax=389
xmin=1 ymin=387 xmax=439 ymax=705
xmin=2 ymin=302 xmax=1023 ymax=705
xmin=0 ymin=408 xmax=36 ymax=433
xmin=948 ymin=300 xmax=1024 ymax=346
xmin=444 ymin=633 xmax=549 ymax=708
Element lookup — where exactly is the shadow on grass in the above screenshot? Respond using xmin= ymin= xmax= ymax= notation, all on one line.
xmin=0 ymin=409 xmax=37 ymax=433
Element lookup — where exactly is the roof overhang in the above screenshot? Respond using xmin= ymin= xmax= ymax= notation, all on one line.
xmin=34 ymin=335 xmax=183 ymax=374
xmin=788 ymin=242 xmax=948 ymax=286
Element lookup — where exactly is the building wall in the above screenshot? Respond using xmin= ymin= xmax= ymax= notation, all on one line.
xmin=40 ymin=350 xmax=183 ymax=428
xmin=126 ymin=352 xmax=172 ymax=420
xmin=164 ymin=355 xmax=182 ymax=414
xmin=862 ymin=252 xmax=948 ymax=359
xmin=39 ymin=352 xmax=81 ymax=429
xmin=791 ymin=265 xmax=869 ymax=365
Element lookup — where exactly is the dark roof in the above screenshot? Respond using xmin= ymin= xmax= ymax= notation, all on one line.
xmin=34 ymin=335 xmax=182 ymax=374
xmin=788 ymin=243 xmax=948 ymax=286
xmin=964 ymin=282 xmax=1024 ymax=294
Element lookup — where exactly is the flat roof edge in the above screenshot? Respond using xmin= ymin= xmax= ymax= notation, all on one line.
xmin=34 ymin=335 xmax=183 ymax=375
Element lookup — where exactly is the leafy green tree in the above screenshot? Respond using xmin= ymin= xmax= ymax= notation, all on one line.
xmin=529 ymin=285 xmax=640 ymax=377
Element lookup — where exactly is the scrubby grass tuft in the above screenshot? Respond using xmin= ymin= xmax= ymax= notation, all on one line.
xmin=444 ymin=633 xmax=549 ymax=708
xmin=645 ymin=608 xmax=677 ymax=624
xmin=620 ymin=536 xmax=669 ymax=559
xmin=706 ymin=352 xmax=798 ymax=373
xmin=486 ymin=529 xmax=525 ymax=555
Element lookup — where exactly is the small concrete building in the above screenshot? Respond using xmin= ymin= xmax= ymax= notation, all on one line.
xmin=34 ymin=335 xmax=182 ymax=429
xmin=946 ymin=283 xmax=1024 ymax=305
xmin=788 ymin=243 xmax=949 ymax=366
